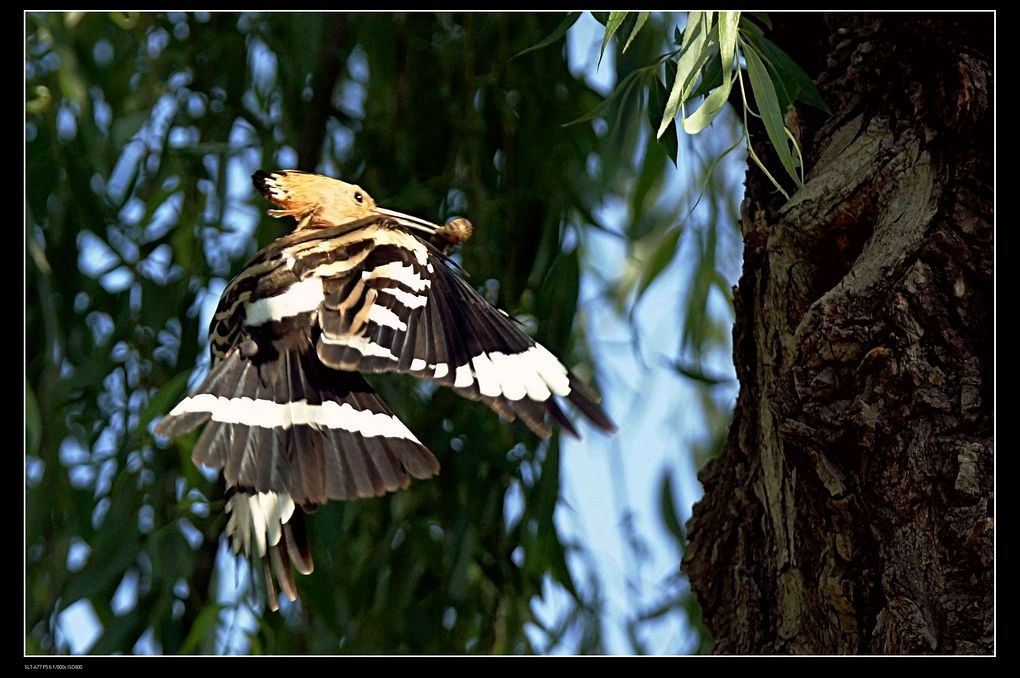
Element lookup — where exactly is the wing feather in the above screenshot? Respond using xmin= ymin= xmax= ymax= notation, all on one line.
xmin=311 ymin=230 xmax=614 ymax=436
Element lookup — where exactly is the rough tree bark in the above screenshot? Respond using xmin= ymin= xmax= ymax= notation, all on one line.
xmin=684 ymin=14 xmax=992 ymax=654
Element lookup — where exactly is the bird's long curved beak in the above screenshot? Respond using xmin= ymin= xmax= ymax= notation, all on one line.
xmin=374 ymin=207 xmax=439 ymax=236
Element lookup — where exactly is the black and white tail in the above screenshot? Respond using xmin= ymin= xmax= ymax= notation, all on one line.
xmin=154 ymin=345 xmax=439 ymax=609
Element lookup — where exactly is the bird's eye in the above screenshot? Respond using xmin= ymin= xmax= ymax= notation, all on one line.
xmin=353 ymin=192 xmax=364 ymax=204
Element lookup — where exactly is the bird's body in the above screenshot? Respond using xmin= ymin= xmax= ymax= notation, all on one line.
xmin=155 ymin=170 xmax=615 ymax=609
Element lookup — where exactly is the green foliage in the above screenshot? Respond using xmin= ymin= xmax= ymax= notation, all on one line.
xmin=512 ymin=13 xmax=581 ymax=60
xmin=26 ymin=10 xmax=738 ymax=655
xmin=591 ymin=11 xmax=828 ymax=196
xmin=682 ymin=12 xmax=738 ymax=135
xmin=600 ymin=12 xmax=628 ymax=65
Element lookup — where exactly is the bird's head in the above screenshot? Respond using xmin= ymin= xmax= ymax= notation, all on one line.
xmin=252 ymin=169 xmax=441 ymax=238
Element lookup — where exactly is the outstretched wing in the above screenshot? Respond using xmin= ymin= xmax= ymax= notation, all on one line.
xmin=306 ymin=223 xmax=616 ymax=437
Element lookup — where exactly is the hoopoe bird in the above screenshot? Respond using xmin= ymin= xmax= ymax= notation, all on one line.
xmin=154 ymin=170 xmax=616 ymax=610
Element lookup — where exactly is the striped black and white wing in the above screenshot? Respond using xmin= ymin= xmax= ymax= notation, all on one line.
xmin=310 ymin=222 xmax=616 ymax=437
xmin=157 ymin=346 xmax=439 ymax=507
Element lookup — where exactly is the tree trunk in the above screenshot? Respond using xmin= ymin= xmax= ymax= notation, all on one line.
xmin=684 ymin=14 xmax=993 ymax=654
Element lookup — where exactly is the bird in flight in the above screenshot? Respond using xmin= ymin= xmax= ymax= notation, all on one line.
xmin=154 ymin=170 xmax=616 ymax=610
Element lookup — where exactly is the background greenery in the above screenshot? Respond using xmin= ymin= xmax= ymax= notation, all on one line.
xmin=26 ymin=12 xmax=740 ymax=654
